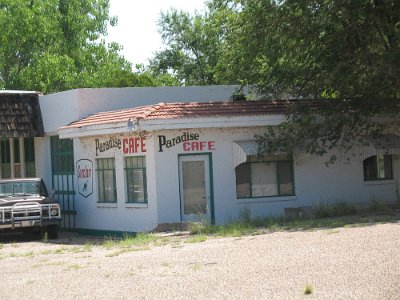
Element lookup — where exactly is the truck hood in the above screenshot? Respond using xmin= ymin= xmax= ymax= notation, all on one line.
xmin=0 ymin=196 xmax=52 ymax=207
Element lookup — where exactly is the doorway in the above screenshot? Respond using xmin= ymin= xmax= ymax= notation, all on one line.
xmin=178 ymin=154 xmax=214 ymax=223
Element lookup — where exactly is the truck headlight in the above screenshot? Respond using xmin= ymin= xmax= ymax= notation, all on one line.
xmin=50 ymin=209 xmax=58 ymax=216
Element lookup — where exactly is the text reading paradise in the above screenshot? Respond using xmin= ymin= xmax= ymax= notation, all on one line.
xmin=158 ymin=132 xmax=215 ymax=152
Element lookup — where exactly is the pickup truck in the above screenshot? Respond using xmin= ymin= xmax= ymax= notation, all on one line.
xmin=0 ymin=178 xmax=61 ymax=239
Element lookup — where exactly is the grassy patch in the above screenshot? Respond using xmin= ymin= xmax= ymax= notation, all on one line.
xmin=106 ymin=246 xmax=150 ymax=257
xmin=32 ymin=261 xmax=65 ymax=269
xmin=304 ymin=284 xmax=314 ymax=295
xmin=187 ymin=211 xmax=400 ymax=237
xmin=103 ymin=233 xmax=158 ymax=249
xmin=22 ymin=251 xmax=35 ymax=257
xmin=368 ymin=200 xmax=390 ymax=213
xmin=189 ymin=222 xmax=256 ymax=237
xmin=185 ymin=235 xmax=207 ymax=243
xmin=65 ymin=264 xmax=87 ymax=271
xmin=39 ymin=249 xmax=53 ymax=255
xmin=314 ymin=202 xmax=357 ymax=218
xmin=42 ymin=232 xmax=48 ymax=243
xmin=68 ymin=243 xmax=93 ymax=254
xmin=53 ymin=247 xmax=68 ymax=255
xmin=189 ymin=263 xmax=201 ymax=271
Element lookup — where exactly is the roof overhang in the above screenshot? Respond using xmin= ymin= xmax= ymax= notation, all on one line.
xmin=58 ymin=115 xmax=285 ymax=139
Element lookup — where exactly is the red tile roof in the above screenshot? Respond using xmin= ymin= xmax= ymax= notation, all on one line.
xmin=61 ymin=100 xmax=315 ymax=129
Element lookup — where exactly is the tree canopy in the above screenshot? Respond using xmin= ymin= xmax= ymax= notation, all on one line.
xmin=0 ymin=0 xmax=178 ymax=93
xmin=151 ymin=0 xmax=400 ymax=158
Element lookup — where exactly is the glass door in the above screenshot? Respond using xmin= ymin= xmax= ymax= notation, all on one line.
xmin=179 ymin=155 xmax=212 ymax=223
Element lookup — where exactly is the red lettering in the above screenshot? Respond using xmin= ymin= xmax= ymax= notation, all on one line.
xmin=135 ymin=138 xmax=140 ymax=153
xmin=208 ymin=141 xmax=215 ymax=150
xmin=183 ymin=141 xmax=190 ymax=151
xmin=191 ymin=142 xmax=199 ymax=151
xmin=129 ymin=138 xmax=135 ymax=153
xmin=182 ymin=140 xmax=216 ymax=152
xmin=141 ymin=137 xmax=146 ymax=152
xmin=123 ymin=138 xmax=128 ymax=154
xmin=122 ymin=137 xmax=148 ymax=154
xmin=77 ymin=165 xmax=92 ymax=178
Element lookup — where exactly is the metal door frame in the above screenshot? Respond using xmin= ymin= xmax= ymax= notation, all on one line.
xmin=178 ymin=153 xmax=215 ymax=224
xmin=50 ymin=136 xmax=76 ymax=230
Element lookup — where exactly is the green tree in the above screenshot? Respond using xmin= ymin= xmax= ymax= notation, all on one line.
xmin=149 ymin=7 xmax=225 ymax=85
xmin=227 ymin=0 xmax=400 ymax=99
xmin=232 ymin=0 xmax=400 ymax=158
xmin=151 ymin=0 xmax=400 ymax=157
xmin=0 ymin=0 xmax=174 ymax=93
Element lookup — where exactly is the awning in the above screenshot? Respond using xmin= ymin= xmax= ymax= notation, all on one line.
xmin=363 ymin=134 xmax=400 ymax=157
xmin=232 ymin=141 xmax=260 ymax=167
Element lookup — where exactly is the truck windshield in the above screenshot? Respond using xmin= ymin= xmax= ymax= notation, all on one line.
xmin=0 ymin=181 xmax=48 ymax=197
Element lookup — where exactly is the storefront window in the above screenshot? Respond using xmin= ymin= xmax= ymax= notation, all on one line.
xmin=125 ymin=156 xmax=147 ymax=203
xmin=13 ymin=138 xmax=21 ymax=178
xmin=363 ymin=155 xmax=392 ymax=181
xmin=24 ymin=138 xmax=36 ymax=177
xmin=235 ymin=155 xmax=294 ymax=198
xmin=1 ymin=139 xmax=11 ymax=178
xmin=96 ymin=158 xmax=116 ymax=203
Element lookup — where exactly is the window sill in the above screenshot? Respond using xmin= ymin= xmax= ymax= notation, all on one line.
xmin=363 ymin=179 xmax=394 ymax=186
xmin=125 ymin=203 xmax=148 ymax=209
xmin=97 ymin=203 xmax=117 ymax=208
xmin=238 ymin=195 xmax=297 ymax=204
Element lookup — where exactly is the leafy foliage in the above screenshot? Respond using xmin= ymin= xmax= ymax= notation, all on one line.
xmin=232 ymin=0 xmax=400 ymax=99
xmin=149 ymin=6 xmax=228 ymax=85
xmin=0 ymin=0 xmax=177 ymax=93
xmin=151 ymin=0 xmax=400 ymax=154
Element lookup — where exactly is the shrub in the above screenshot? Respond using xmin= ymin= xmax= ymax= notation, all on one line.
xmin=368 ymin=200 xmax=389 ymax=213
xmin=314 ymin=202 xmax=356 ymax=219
xmin=304 ymin=284 xmax=314 ymax=295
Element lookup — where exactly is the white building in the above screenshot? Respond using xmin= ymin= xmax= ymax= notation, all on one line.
xmin=1 ymin=87 xmax=398 ymax=235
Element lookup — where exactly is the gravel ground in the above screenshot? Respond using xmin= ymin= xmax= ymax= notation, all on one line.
xmin=1 ymin=222 xmax=399 ymax=300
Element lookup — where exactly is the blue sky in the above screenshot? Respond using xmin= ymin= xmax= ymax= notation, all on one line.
xmin=106 ymin=0 xmax=206 ymax=66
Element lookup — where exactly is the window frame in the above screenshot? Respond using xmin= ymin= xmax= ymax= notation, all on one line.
xmin=24 ymin=138 xmax=36 ymax=177
xmin=96 ymin=157 xmax=117 ymax=203
xmin=363 ymin=154 xmax=393 ymax=182
xmin=1 ymin=139 xmax=11 ymax=179
xmin=124 ymin=156 xmax=148 ymax=204
xmin=236 ymin=157 xmax=295 ymax=199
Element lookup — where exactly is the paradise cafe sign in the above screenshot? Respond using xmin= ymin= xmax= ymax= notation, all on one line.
xmin=95 ymin=137 xmax=146 ymax=156
xmin=94 ymin=132 xmax=215 ymax=155
xmin=158 ymin=131 xmax=215 ymax=152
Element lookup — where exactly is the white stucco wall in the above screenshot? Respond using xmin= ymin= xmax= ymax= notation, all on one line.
xmin=34 ymin=136 xmax=52 ymax=189
xmin=71 ymin=133 xmax=158 ymax=232
xmin=151 ymin=127 xmax=399 ymax=225
xmin=55 ymin=125 xmax=399 ymax=232
xmin=40 ymin=86 xmax=241 ymax=134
